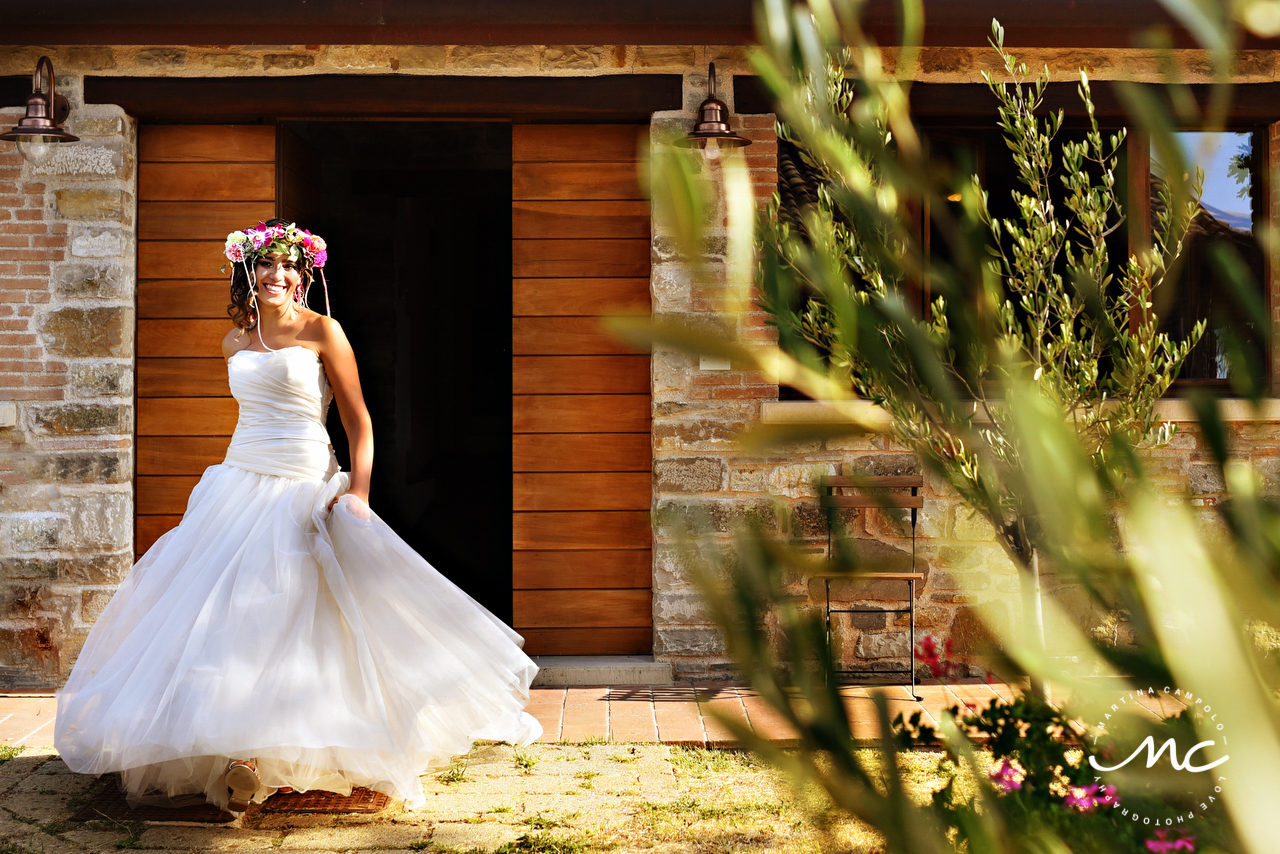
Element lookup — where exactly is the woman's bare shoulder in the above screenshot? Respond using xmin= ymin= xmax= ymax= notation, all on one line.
xmin=221 ymin=327 xmax=251 ymax=361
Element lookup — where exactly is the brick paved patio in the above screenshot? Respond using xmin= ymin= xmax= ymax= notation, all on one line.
xmin=1 ymin=681 xmax=1016 ymax=749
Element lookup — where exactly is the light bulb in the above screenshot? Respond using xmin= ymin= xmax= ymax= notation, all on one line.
xmin=15 ymin=135 xmax=58 ymax=166
xmin=704 ymin=138 xmax=721 ymax=161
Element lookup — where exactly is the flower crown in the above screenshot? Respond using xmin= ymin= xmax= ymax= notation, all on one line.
xmin=223 ymin=222 xmax=327 ymax=270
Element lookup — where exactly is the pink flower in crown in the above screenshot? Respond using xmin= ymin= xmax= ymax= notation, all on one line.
xmin=249 ymin=229 xmax=270 ymax=250
xmin=310 ymin=235 xmax=326 ymax=252
xmin=313 ymin=249 xmax=328 ymax=268
xmin=225 ymin=242 xmax=246 ymax=263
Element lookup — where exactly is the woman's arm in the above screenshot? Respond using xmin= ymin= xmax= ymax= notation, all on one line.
xmin=317 ymin=316 xmax=374 ymax=507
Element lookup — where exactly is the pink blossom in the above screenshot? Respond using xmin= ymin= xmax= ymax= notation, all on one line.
xmin=313 ymin=249 xmax=328 ymax=268
xmin=1064 ymin=784 xmax=1118 ymax=812
xmin=249 ymin=229 xmax=270 ymax=250
xmin=225 ymin=243 xmax=246 ymax=263
xmin=1146 ymin=829 xmax=1196 ymax=852
xmin=988 ymin=758 xmax=1024 ymax=793
xmin=311 ymin=235 xmax=326 ymax=251
xmin=914 ymin=634 xmax=962 ymax=679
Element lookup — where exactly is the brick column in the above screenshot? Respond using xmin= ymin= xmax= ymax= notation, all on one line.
xmin=0 ymin=80 xmax=136 ymax=689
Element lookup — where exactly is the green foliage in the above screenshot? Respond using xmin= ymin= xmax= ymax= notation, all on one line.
xmin=513 ymin=746 xmax=538 ymax=773
xmin=635 ymin=1 xmax=1280 ymax=852
xmin=436 ymin=756 xmax=469 ymax=785
xmin=0 ymin=745 xmax=24 ymax=764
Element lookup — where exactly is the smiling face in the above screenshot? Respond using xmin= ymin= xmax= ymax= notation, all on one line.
xmin=253 ymin=250 xmax=303 ymax=309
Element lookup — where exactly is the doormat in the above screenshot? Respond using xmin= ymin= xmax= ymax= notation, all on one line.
xmin=69 ymin=784 xmax=235 ymax=824
xmin=261 ymin=787 xmax=390 ymax=813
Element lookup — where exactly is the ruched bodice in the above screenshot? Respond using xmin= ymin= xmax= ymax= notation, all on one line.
xmin=224 ymin=346 xmax=337 ymax=480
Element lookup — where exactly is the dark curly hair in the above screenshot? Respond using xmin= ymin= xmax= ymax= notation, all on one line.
xmin=226 ymin=218 xmax=317 ymax=330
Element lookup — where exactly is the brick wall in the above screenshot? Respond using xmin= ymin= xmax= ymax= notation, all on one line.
xmin=0 ymin=80 xmax=135 ymax=689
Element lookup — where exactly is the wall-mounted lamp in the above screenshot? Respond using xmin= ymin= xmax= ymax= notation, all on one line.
xmin=1 ymin=56 xmax=78 ymax=166
xmin=676 ymin=62 xmax=751 ymax=158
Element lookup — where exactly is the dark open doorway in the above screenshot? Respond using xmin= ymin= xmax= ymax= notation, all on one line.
xmin=280 ymin=121 xmax=513 ymax=623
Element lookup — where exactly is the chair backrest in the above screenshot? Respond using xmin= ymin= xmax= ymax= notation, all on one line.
xmin=819 ymin=475 xmax=923 ymax=509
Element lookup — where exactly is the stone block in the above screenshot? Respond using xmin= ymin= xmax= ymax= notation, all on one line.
xmin=541 ymin=45 xmax=626 ymax=70
xmin=71 ymin=225 xmax=123 ymax=257
xmin=449 ymin=45 xmax=540 ymax=70
xmin=0 ymin=584 xmax=51 ymax=619
xmin=653 ymin=627 xmax=726 ymax=656
xmin=17 ymin=451 xmax=126 ymax=484
xmin=136 ymin=48 xmax=186 ymax=67
xmin=54 ymin=262 xmax=127 ymax=298
xmin=58 ymin=553 xmax=132 ymax=583
xmin=31 ymin=140 xmax=123 ymax=177
xmin=323 ymin=45 xmax=392 ymax=70
xmin=55 ymin=188 xmax=127 ymax=220
xmin=1189 ymin=462 xmax=1225 ymax=495
xmin=201 ymin=52 xmax=259 ymax=70
xmin=395 ymin=45 xmax=449 ymax=69
xmin=953 ymin=509 xmax=996 ymax=541
xmin=950 ymin=602 xmax=1007 ymax=656
xmin=767 ymin=463 xmax=836 ymax=499
xmin=66 ymin=46 xmax=115 ymax=71
xmin=728 ymin=465 xmax=768 ymax=492
xmin=264 ymin=53 xmax=315 ymax=70
xmin=1 ymin=557 xmax=58 ymax=580
xmin=71 ymin=362 xmax=131 ymax=396
xmin=1 ymin=513 xmax=61 ymax=551
xmin=55 ymin=491 xmax=131 ymax=550
xmin=843 ymin=454 xmax=920 ymax=478
xmin=652 ymin=591 xmax=712 ymax=625
xmin=79 ymin=588 xmax=115 ymax=623
xmin=39 ymin=306 xmax=129 ymax=357
xmin=855 ymin=630 xmax=909 ymax=659
xmin=655 ymin=457 xmax=726 ymax=493
xmin=651 ymin=262 xmax=692 ymax=310
xmin=71 ymin=115 xmax=122 ymax=135
xmin=636 ymin=46 xmax=695 ymax=68
xmin=30 ymin=403 xmax=128 ymax=434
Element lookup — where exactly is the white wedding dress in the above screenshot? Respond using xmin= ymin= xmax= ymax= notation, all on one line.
xmin=55 ymin=345 xmax=541 ymax=810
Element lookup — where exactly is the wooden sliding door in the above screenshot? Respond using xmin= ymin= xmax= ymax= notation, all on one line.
xmin=511 ymin=124 xmax=654 ymax=654
xmin=134 ymin=125 xmax=276 ymax=558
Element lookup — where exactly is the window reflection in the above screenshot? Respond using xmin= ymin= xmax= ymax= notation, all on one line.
xmin=1153 ymin=131 xmax=1266 ymax=383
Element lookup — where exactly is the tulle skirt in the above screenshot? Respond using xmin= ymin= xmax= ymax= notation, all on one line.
xmin=54 ymin=463 xmax=541 ymax=810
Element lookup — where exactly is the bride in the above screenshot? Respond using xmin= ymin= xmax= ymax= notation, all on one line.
xmin=55 ymin=219 xmax=541 ymax=813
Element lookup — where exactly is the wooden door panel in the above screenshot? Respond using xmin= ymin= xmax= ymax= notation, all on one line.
xmin=514 ymin=472 xmax=651 ymax=511
xmin=139 ymin=125 xmax=276 ymax=162
xmin=512 ymin=125 xmax=645 ymax=162
xmin=518 ymin=628 xmax=652 ymax=655
xmin=138 ymin=202 xmax=276 ymax=240
xmin=513 ymin=589 xmax=652 ymax=627
xmin=512 ymin=317 xmax=648 ymax=355
xmin=513 ymin=433 xmax=651 ymax=472
xmin=513 ymin=511 xmax=651 ymax=550
xmin=513 ymin=200 xmax=650 ymax=239
xmin=513 ymin=394 xmax=651 ymax=433
xmin=138 ymin=398 xmax=238 ymax=436
xmin=513 ymin=549 xmax=652 ymax=589
xmin=513 ymin=162 xmax=643 ymax=200
xmin=136 ymin=475 xmax=202 ymax=515
xmin=139 ymin=281 xmax=233 ymax=319
xmin=138 ymin=319 xmax=229 ymax=358
xmin=513 ymin=278 xmax=650 ymax=317
xmin=137 ymin=359 xmax=229 ymax=397
xmin=512 ymin=238 xmax=649 ymax=278
xmin=137 ymin=436 xmax=231 ymax=476
xmin=513 ymin=355 xmax=649 ymax=394
xmin=511 ymin=124 xmax=653 ymax=653
xmin=138 ymin=241 xmax=227 ymax=280
xmin=139 ymin=162 xmax=275 ymax=202
xmin=136 ymin=515 xmax=183 ymax=553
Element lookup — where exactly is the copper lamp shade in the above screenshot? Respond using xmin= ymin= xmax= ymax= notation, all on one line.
xmin=1 ymin=56 xmax=79 ymax=165
xmin=676 ymin=62 xmax=751 ymax=149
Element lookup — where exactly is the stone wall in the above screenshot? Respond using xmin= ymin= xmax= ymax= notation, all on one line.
xmin=0 ymin=80 xmax=136 ymax=689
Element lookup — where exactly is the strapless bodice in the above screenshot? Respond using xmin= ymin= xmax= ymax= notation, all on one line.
xmin=223 ymin=346 xmax=338 ymax=480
